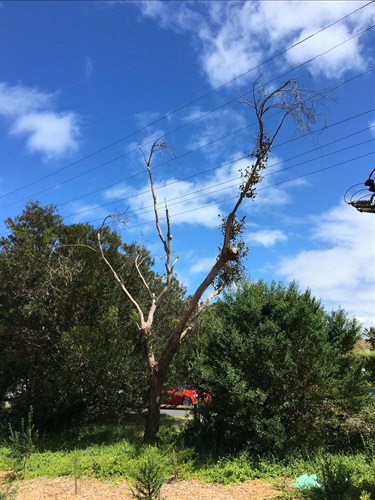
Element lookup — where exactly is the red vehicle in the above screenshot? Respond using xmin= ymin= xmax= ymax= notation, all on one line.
xmin=163 ymin=389 xmax=211 ymax=407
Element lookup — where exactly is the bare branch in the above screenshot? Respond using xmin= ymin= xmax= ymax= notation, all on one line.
xmin=141 ymin=140 xmax=169 ymax=252
xmin=56 ymin=243 xmax=99 ymax=254
xmin=98 ymin=211 xmax=130 ymax=232
xmin=134 ymin=253 xmax=153 ymax=300
xmin=180 ymin=286 xmax=223 ymax=343
xmin=96 ymin=230 xmax=145 ymax=328
xmin=138 ymin=139 xmax=180 ymax=305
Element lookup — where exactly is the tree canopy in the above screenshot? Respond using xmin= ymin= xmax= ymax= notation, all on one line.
xmin=0 ymin=202 xmax=185 ymax=429
xmin=188 ymin=279 xmax=370 ymax=454
xmin=1 ymin=203 xmax=373 ymax=452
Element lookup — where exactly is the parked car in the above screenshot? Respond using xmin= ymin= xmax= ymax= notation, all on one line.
xmin=163 ymin=389 xmax=211 ymax=407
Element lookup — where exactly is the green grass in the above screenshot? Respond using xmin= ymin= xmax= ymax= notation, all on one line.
xmin=0 ymin=415 xmax=374 ymax=498
xmin=0 ymin=415 xmax=185 ymax=481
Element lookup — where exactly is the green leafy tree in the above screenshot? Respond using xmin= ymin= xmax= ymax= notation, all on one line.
xmin=188 ymin=280 xmax=368 ymax=454
xmin=51 ymin=225 xmax=153 ymax=423
xmin=364 ymin=327 xmax=375 ymax=350
xmin=0 ymin=202 xmax=65 ymax=425
xmin=0 ymin=203 xmax=185 ymax=428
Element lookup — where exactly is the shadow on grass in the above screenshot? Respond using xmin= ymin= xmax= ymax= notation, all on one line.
xmin=36 ymin=414 xmax=181 ymax=452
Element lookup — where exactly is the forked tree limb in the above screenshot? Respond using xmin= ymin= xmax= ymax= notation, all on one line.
xmin=58 ymin=78 xmax=330 ymax=442
xmin=96 ymin=231 xmax=146 ymax=330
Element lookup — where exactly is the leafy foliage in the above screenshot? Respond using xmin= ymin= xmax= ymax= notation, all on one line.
xmin=131 ymin=446 xmax=169 ymax=499
xmin=188 ymin=279 xmax=370 ymax=454
xmin=7 ymin=407 xmax=38 ymax=479
xmin=318 ymin=457 xmax=353 ymax=499
xmin=0 ymin=202 xmax=185 ymax=430
xmin=364 ymin=327 xmax=375 ymax=351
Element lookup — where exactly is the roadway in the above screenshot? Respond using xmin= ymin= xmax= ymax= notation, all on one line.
xmin=160 ymin=406 xmax=194 ymax=418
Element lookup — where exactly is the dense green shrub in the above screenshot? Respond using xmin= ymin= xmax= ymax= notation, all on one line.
xmin=188 ymin=280 xmax=371 ymax=455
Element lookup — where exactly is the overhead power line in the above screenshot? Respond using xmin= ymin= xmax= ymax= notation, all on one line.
xmin=121 ymin=150 xmax=375 ymax=232
xmin=2 ymin=62 xmax=374 ymax=211
xmin=47 ymin=112 xmax=375 ymax=219
xmin=84 ymin=137 xmax=375 ymax=226
xmin=3 ymin=104 xmax=373 ymax=217
xmin=1 ymin=0 xmax=373 ymax=200
xmin=71 ymin=134 xmax=374 ymax=224
xmin=0 ymin=136 xmax=373 ymax=236
xmin=46 ymin=105 xmax=375 ymax=206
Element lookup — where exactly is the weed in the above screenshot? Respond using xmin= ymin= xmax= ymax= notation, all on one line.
xmin=91 ymin=460 xmax=101 ymax=477
xmin=278 ymin=483 xmax=305 ymax=499
xmin=304 ymin=454 xmax=375 ymax=500
xmin=198 ymin=452 xmax=258 ymax=485
xmin=359 ymin=492 xmax=371 ymax=500
xmin=7 ymin=407 xmax=38 ymax=480
xmin=157 ymin=423 xmax=184 ymax=449
xmin=0 ymin=482 xmax=18 ymax=500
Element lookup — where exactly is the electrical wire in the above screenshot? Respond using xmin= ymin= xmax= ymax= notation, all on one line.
xmin=121 ymin=150 xmax=375 ymax=231
xmin=58 ymin=117 xmax=375 ymax=220
xmin=2 ymin=62 xmax=374 ymax=211
xmin=71 ymin=134 xmax=374 ymax=223
xmin=1 ymin=1 xmax=374 ymax=199
xmin=48 ymin=106 xmax=375 ymax=208
xmin=1 ymin=145 xmax=372 ymax=238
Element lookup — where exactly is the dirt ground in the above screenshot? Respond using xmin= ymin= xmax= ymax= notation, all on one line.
xmin=2 ymin=476 xmax=285 ymax=499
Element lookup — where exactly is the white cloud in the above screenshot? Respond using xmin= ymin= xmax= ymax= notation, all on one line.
xmin=247 ymin=229 xmax=287 ymax=247
xmin=277 ymin=202 xmax=375 ymax=327
xmin=190 ymin=255 xmax=216 ymax=274
xmin=11 ymin=111 xmax=80 ymax=158
xmin=103 ymin=151 xmax=303 ymax=231
xmin=137 ymin=1 xmax=202 ymax=33
xmin=0 ymin=82 xmax=81 ymax=159
xmin=0 ymin=82 xmax=55 ymax=116
xmin=136 ymin=0 xmax=374 ymax=87
xmin=285 ymin=24 xmax=366 ymax=79
xmin=105 ymin=176 xmax=222 ymax=229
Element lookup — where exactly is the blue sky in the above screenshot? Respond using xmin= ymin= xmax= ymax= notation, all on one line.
xmin=1 ymin=0 xmax=374 ymax=328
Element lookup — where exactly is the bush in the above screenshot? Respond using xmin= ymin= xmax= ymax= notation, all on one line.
xmin=189 ymin=280 xmax=368 ymax=455
xmin=199 ymin=452 xmax=258 ymax=484
xmin=319 ymin=456 xmax=353 ymax=499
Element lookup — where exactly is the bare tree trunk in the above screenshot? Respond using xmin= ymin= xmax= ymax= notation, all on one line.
xmin=143 ymin=249 xmax=239 ymax=442
xmin=143 ymin=326 xmax=186 ymax=442
xmin=23 ymin=452 xmax=29 ymax=480
xmin=144 ymin=365 xmax=164 ymax=443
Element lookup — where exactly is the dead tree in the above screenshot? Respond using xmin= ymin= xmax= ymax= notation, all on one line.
xmin=89 ymin=79 xmax=329 ymax=442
